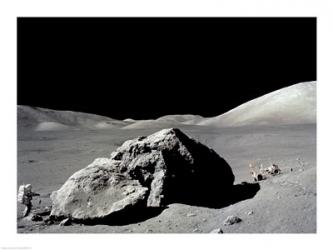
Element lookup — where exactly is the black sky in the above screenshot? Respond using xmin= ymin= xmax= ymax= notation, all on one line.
xmin=17 ymin=18 xmax=316 ymax=120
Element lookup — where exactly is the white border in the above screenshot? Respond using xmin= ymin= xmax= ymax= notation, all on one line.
xmin=1 ymin=1 xmax=333 ymax=250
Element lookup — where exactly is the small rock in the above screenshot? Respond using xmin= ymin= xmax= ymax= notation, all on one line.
xmin=192 ymin=228 xmax=200 ymax=233
xmin=247 ymin=211 xmax=253 ymax=215
xmin=203 ymin=218 xmax=207 ymax=222
xmin=186 ymin=213 xmax=196 ymax=217
xmin=223 ymin=215 xmax=242 ymax=226
xmin=59 ymin=218 xmax=71 ymax=226
xmin=210 ymin=228 xmax=223 ymax=233
xmin=44 ymin=217 xmax=54 ymax=225
xmin=290 ymin=168 xmax=293 ymax=172
xmin=31 ymin=214 xmax=43 ymax=221
xmin=145 ymin=229 xmax=153 ymax=233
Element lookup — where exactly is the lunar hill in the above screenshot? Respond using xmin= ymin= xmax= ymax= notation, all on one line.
xmin=17 ymin=105 xmax=130 ymax=131
xmin=122 ymin=115 xmax=204 ymax=129
xmin=156 ymin=114 xmax=204 ymax=124
xmin=198 ymin=81 xmax=316 ymax=127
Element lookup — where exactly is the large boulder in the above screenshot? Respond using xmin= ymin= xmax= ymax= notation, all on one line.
xmin=50 ymin=128 xmax=234 ymax=221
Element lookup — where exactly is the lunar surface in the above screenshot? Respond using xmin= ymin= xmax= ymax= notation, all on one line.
xmin=17 ymin=82 xmax=316 ymax=233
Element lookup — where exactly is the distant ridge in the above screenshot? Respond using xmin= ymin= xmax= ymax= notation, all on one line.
xmin=17 ymin=105 xmax=130 ymax=131
xmin=122 ymin=114 xmax=204 ymax=129
xmin=18 ymin=81 xmax=316 ymax=131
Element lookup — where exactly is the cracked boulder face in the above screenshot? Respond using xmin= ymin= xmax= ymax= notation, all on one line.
xmin=50 ymin=128 xmax=235 ymax=221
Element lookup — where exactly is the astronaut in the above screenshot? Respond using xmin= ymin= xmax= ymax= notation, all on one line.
xmin=17 ymin=184 xmax=40 ymax=217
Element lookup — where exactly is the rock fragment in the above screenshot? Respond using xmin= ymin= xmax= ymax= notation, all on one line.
xmin=210 ymin=228 xmax=223 ymax=233
xmin=59 ymin=218 xmax=71 ymax=226
xmin=223 ymin=215 xmax=242 ymax=226
xmin=44 ymin=217 xmax=54 ymax=225
xmin=31 ymin=214 xmax=43 ymax=221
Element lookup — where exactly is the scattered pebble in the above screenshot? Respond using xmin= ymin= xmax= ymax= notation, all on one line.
xmin=186 ymin=213 xmax=196 ymax=217
xmin=31 ymin=214 xmax=43 ymax=221
xmin=223 ymin=215 xmax=242 ymax=226
xmin=203 ymin=218 xmax=207 ymax=222
xmin=192 ymin=228 xmax=200 ymax=233
xmin=44 ymin=217 xmax=54 ymax=225
xmin=209 ymin=228 xmax=223 ymax=234
xmin=145 ymin=229 xmax=153 ymax=233
xmin=247 ymin=211 xmax=253 ymax=216
xmin=59 ymin=218 xmax=71 ymax=226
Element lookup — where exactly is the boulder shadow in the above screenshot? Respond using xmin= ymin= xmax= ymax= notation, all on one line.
xmin=73 ymin=206 xmax=166 ymax=226
xmin=161 ymin=136 xmax=261 ymax=209
xmin=170 ymin=181 xmax=261 ymax=209
xmin=77 ymin=181 xmax=260 ymax=226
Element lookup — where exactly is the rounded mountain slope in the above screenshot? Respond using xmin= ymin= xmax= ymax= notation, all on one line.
xmin=199 ymin=81 xmax=316 ymax=127
xmin=18 ymin=105 xmax=128 ymax=130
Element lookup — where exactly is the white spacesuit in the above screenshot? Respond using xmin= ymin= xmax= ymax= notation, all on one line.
xmin=17 ymin=184 xmax=40 ymax=217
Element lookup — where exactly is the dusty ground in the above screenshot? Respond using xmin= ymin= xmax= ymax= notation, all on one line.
xmin=17 ymin=123 xmax=316 ymax=233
